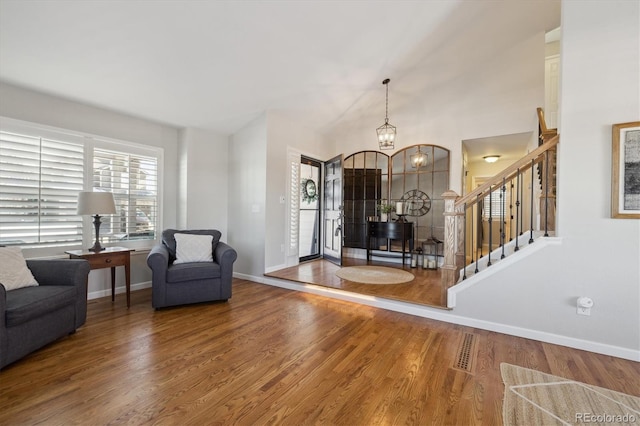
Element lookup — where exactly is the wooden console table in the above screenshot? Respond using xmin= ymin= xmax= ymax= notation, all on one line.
xmin=366 ymin=220 xmax=414 ymax=265
xmin=65 ymin=247 xmax=134 ymax=308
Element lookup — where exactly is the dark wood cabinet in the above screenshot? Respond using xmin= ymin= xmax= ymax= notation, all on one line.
xmin=366 ymin=221 xmax=414 ymax=265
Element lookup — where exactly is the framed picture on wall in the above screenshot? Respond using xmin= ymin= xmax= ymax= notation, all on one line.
xmin=612 ymin=121 xmax=640 ymax=219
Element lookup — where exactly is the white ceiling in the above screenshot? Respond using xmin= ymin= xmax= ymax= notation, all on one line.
xmin=463 ymin=132 xmax=534 ymax=164
xmin=0 ymin=0 xmax=560 ymax=136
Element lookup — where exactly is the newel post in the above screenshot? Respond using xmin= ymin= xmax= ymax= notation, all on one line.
xmin=441 ymin=190 xmax=461 ymax=304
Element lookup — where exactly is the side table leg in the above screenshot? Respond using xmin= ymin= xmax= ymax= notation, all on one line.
xmin=402 ymin=227 xmax=406 ymax=265
xmin=125 ymin=258 xmax=131 ymax=308
xmin=110 ymin=266 xmax=116 ymax=302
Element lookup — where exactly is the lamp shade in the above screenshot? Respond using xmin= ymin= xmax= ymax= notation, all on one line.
xmin=77 ymin=192 xmax=116 ymax=215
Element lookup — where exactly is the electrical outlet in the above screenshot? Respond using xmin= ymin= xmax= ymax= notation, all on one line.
xmin=577 ymin=306 xmax=591 ymax=316
xmin=576 ymin=297 xmax=593 ymax=316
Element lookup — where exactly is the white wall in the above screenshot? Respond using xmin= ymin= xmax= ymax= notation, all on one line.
xmin=0 ymin=82 xmax=180 ymax=296
xmin=556 ymin=0 xmax=640 ymax=350
xmin=451 ymin=0 xmax=640 ymax=359
xmin=228 ymin=114 xmax=267 ymax=277
xmin=264 ymin=111 xmax=331 ymax=271
xmin=229 ymin=111 xmax=331 ymax=277
xmin=178 ymin=128 xmax=229 ymax=234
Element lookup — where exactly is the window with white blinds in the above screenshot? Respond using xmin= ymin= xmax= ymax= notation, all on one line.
xmin=1 ymin=119 xmax=162 ymax=251
xmin=0 ymin=131 xmax=84 ymax=246
xmin=93 ymin=148 xmax=158 ymax=243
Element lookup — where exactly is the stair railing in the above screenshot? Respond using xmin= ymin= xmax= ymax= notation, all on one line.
xmin=441 ymin=134 xmax=559 ymax=295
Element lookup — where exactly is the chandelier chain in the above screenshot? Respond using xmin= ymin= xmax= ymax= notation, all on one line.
xmin=385 ymin=81 xmax=389 ymax=122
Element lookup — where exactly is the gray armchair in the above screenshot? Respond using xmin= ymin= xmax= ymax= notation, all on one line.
xmin=1 ymin=259 xmax=90 ymax=370
xmin=147 ymin=229 xmax=237 ymax=309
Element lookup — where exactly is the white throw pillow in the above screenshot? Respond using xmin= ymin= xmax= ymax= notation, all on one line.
xmin=0 ymin=246 xmax=39 ymax=290
xmin=174 ymin=233 xmax=214 ymax=264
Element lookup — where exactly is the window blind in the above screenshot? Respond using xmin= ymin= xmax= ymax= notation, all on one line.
xmin=483 ymin=189 xmax=507 ymax=219
xmin=93 ymin=148 xmax=157 ymax=242
xmin=0 ymin=131 xmax=84 ymax=246
xmin=288 ymin=154 xmax=300 ymax=254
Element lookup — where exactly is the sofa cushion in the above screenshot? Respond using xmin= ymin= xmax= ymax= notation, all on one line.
xmin=0 ymin=247 xmax=39 ymax=291
xmin=5 ymin=285 xmax=77 ymax=327
xmin=162 ymin=229 xmax=221 ymax=263
xmin=174 ymin=233 xmax=214 ymax=264
xmin=166 ymin=262 xmax=221 ymax=283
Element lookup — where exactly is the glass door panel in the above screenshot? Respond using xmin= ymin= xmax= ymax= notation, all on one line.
xmin=299 ymin=157 xmax=321 ymax=261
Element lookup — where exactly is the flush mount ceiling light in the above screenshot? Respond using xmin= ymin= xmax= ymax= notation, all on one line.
xmin=483 ymin=155 xmax=501 ymax=163
xmin=376 ymin=78 xmax=396 ymax=150
xmin=411 ymin=146 xmax=428 ymax=169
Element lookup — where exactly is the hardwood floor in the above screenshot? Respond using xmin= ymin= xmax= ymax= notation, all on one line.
xmin=266 ymin=258 xmax=446 ymax=308
xmin=1 ymin=280 xmax=638 ymax=425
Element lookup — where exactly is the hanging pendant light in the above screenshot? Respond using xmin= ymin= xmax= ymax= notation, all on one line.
xmin=376 ymin=78 xmax=396 ymax=150
xmin=411 ymin=145 xmax=428 ymax=169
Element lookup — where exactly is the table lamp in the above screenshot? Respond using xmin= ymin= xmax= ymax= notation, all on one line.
xmin=77 ymin=191 xmax=116 ymax=252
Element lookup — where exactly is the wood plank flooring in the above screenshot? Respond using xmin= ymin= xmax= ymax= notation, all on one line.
xmin=266 ymin=258 xmax=446 ymax=308
xmin=1 ymin=280 xmax=638 ymax=425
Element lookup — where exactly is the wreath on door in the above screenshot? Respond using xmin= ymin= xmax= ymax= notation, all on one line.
xmin=301 ymin=178 xmax=319 ymax=203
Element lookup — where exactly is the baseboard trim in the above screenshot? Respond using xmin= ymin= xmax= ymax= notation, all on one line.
xmin=87 ymin=281 xmax=151 ymax=300
xmin=264 ymin=264 xmax=287 ymax=274
xmin=234 ymin=272 xmax=639 ymax=362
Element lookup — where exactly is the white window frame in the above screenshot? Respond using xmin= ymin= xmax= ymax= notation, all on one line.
xmin=0 ymin=117 xmax=163 ymax=257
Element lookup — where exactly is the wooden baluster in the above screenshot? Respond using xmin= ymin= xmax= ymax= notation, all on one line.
xmin=455 ymin=202 xmax=465 ymax=275
xmin=529 ymin=159 xmax=535 ymax=244
xmin=475 ymin=194 xmax=480 ymax=273
xmin=462 ymin=203 xmax=473 ymax=280
xmin=487 ymin=186 xmax=493 ymax=267
xmin=501 ymin=178 xmax=506 ymax=259
xmin=514 ymin=169 xmax=521 ymax=252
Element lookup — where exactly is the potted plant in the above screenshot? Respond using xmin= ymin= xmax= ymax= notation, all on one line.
xmin=377 ymin=202 xmax=395 ymax=222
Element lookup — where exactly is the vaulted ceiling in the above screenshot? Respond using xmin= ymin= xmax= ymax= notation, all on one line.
xmin=0 ymin=0 xmax=560 ymax=136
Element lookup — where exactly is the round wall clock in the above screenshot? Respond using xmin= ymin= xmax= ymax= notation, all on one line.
xmin=401 ymin=189 xmax=431 ymax=216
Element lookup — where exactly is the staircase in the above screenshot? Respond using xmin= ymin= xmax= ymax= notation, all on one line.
xmin=440 ymin=109 xmax=559 ymax=295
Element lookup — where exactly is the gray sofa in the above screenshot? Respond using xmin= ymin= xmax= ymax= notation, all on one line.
xmin=0 ymin=259 xmax=90 ymax=370
xmin=147 ymin=229 xmax=237 ymax=309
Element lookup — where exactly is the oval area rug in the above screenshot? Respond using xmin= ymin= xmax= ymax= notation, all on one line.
xmin=335 ymin=266 xmax=414 ymax=285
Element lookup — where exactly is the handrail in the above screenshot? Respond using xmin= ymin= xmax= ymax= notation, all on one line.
xmin=455 ymin=134 xmax=559 ymax=208
xmin=537 ymin=107 xmax=557 ymax=140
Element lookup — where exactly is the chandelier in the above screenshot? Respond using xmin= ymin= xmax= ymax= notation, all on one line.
xmin=411 ymin=146 xmax=428 ymax=169
xmin=376 ymin=78 xmax=396 ymax=150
